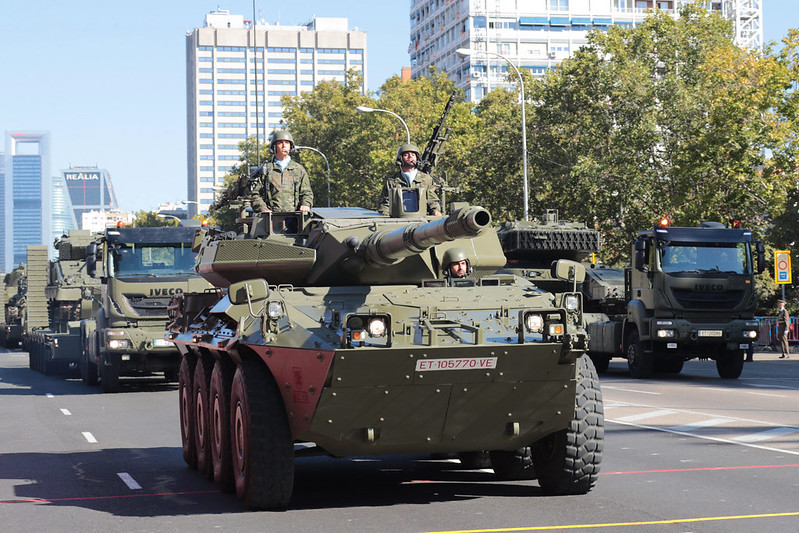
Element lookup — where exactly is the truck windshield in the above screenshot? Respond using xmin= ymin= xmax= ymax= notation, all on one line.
xmin=108 ymin=244 xmax=196 ymax=278
xmin=659 ymin=242 xmax=750 ymax=274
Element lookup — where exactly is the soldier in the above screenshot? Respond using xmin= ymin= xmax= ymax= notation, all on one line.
xmin=442 ymin=247 xmax=472 ymax=280
xmin=252 ymin=130 xmax=313 ymax=213
xmin=378 ymin=143 xmax=442 ymax=216
xmin=777 ymin=299 xmax=791 ymax=359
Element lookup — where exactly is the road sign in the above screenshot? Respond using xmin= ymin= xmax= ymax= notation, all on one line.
xmin=775 ymin=250 xmax=792 ymax=284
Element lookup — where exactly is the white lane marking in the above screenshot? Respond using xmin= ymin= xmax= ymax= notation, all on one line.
xmin=615 ymin=409 xmax=677 ymax=422
xmin=46 ymin=393 xmax=54 ymax=398
xmin=117 ymin=472 xmax=142 ymax=490
xmin=60 ymin=408 xmax=71 ymax=416
xmin=732 ymin=427 xmax=799 ymax=443
xmin=602 ymin=385 xmax=661 ymax=395
xmin=744 ymin=391 xmax=789 ymax=398
xmin=668 ymin=417 xmax=731 ymax=432
xmin=82 ymin=432 xmax=97 ymax=443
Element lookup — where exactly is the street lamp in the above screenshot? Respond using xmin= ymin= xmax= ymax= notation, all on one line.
xmin=456 ymin=47 xmax=529 ymax=221
xmin=157 ymin=213 xmax=181 ymax=225
xmin=296 ymin=145 xmax=332 ymax=208
xmin=356 ymin=105 xmax=411 ymax=144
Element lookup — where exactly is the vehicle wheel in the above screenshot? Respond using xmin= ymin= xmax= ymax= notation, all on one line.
xmin=179 ymin=353 xmax=198 ymax=469
xmin=656 ymin=357 xmax=683 ymax=375
xmin=490 ymin=448 xmax=535 ymax=480
xmin=100 ymin=353 xmax=120 ymax=393
xmin=457 ymin=451 xmax=491 ymax=470
xmin=716 ymin=349 xmax=744 ymax=379
xmin=81 ymin=332 xmax=99 ymax=386
xmin=626 ymin=330 xmax=653 ymax=379
xmin=231 ymin=359 xmax=294 ymax=510
xmin=210 ymin=359 xmax=235 ymax=492
xmin=532 ymin=355 xmax=603 ymax=495
xmin=589 ymin=353 xmax=611 ymax=373
xmin=193 ymin=355 xmax=215 ymax=478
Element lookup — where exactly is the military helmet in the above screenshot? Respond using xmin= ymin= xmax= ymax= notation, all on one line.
xmin=395 ymin=143 xmax=421 ymax=166
xmin=442 ymin=247 xmax=473 ymax=276
xmin=270 ymin=130 xmax=295 ymax=152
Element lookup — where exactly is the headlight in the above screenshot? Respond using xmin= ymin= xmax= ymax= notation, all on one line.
xmin=108 ymin=339 xmax=131 ymax=349
xmin=656 ymin=329 xmax=675 ymax=338
xmin=564 ymin=294 xmax=580 ymax=311
xmin=367 ymin=317 xmax=387 ymax=337
xmin=525 ymin=313 xmax=544 ymax=333
xmin=267 ymin=301 xmax=284 ymax=319
xmin=656 ymin=320 xmax=673 ymax=326
xmin=745 ymin=330 xmax=757 ymax=339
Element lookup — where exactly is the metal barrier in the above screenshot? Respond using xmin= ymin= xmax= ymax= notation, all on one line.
xmin=755 ymin=316 xmax=797 ymax=347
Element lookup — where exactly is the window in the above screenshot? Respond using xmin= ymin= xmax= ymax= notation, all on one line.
xmin=549 ymin=0 xmax=568 ymax=10
xmin=472 ymin=16 xmax=486 ymax=29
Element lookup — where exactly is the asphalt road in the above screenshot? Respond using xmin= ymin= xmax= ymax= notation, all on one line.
xmin=2 ymin=348 xmax=798 ymax=533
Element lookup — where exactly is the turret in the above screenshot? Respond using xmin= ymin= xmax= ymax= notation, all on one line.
xmin=195 ymin=202 xmax=505 ymax=288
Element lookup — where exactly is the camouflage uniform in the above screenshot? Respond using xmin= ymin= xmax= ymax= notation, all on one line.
xmin=252 ymin=158 xmax=313 ymax=212
xmin=378 ymin=170 xmax=441 ymax=215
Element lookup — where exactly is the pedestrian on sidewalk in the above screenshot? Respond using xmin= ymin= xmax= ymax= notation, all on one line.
xmin=777 ymin=299 xmax=791 ymax=359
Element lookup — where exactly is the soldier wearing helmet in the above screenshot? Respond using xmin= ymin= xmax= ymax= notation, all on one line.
xmin=442 ymin=247 xmax=472 ymax=279
xmin=377 ymin=143 xmax=442 ymax=216
xmin=252 ymin=130 xmax=313 ymax=213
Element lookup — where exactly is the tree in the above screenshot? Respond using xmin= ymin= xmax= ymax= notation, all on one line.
xmin=527 ymin=5 xmax=796 ymax=264
xmin=133 ymin=210 xmax=176 ymax=227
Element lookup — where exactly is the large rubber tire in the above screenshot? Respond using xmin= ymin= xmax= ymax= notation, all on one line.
xmin=489 ymin=448 xmax=536 ymax=480
xmin=716 ymin=349 xmax=744 ymax=379
xmin=100 ymin=353 xmax=120 ymax=393
xmin=626 ymin=330 xmax=653 ymax=379
xmin=231 ymin=359 xmax=294 ymax=510
xmin=210 ymin=359 xmax=236 ymax=492
xmin=193 ymin=355 xmax=215 ymax=479
xmin=179 ymin=353 xmax=198 ymax=469
xmin=532 ymin=355 xmax=604 ymax=495
xmin=81 ymin=331 xmax=99 ymax=386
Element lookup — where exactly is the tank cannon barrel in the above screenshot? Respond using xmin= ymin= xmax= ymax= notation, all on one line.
xmin=360 ymin=205 xmax=491 ymax=267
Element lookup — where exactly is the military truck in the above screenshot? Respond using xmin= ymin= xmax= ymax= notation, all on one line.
xmin=25 ymin=231 xmax=103 ymax=375
xmin=166 ymin=189 xmax=604 ymax=510
xmin=584 ymin=219 xmax=765 ymax=379
xmin=80 ymin=224 xmax=212 ymax=392
xmin=0 ymin=263 xmax=27 ymax=348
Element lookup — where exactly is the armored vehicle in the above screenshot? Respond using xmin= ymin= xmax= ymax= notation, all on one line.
xmin=0 ymin=263 xmax=27 ymax=348
xmin=497 ymin=209 xmax=601 ymax=294
xmin=585 ymin=219 xmax=765 ymax=378
xmin=81 ymin=224 xmax=212 ymax=392
xmin=26 ymin=231 xmax=104 ymax=375
xmin=168 ymin=190 xmax=604 ymax=510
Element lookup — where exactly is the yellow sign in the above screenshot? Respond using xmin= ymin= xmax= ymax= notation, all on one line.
xmin=775 ymin=250 xmax=792 ymax=284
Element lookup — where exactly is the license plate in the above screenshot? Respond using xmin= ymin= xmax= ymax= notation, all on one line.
xmin=153 ymin=338 xmax=173 ymax=347
xmin=415 ymin=357 xmax=498 ymax=372
xmin=698 ymin=330 xmax=723 ymax=338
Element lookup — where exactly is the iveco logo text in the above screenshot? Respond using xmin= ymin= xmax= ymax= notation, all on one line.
xmin=694 ymin=284 xmax=724 ymax=291
xmin=149 ymin=288 xmax=184 ymax=296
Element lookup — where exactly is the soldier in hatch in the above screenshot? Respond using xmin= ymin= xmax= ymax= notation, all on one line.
xmin=442 ymin=247 xmax=473 ymax=280
xmin=378 ymin=143 xmax=442 ymax=216
xmin=252 ymin=130 xmax=313 ymax=213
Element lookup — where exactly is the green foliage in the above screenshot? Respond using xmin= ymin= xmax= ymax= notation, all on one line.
xmin=133 ymin=210 xmax=176 ymax=227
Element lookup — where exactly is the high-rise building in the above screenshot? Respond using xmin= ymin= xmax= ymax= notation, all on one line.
xmin=61 ymin=166 xmax=119 ymax=229
xmin=51 ymin=173 xmax=75 ymax=246
xmin=185 ymin=9 xmax=368 ymax=215
xmin=2 ymin=131 xmax=51 ymax=272
xmin=410 ymin=0 xmax=762 ymax=102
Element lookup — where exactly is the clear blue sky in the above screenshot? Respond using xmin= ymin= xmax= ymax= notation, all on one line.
xmin=0 ymin=1 xmax=795 ymax=213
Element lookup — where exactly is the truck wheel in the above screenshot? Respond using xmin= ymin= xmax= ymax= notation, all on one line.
xmin=589 ymin=353 xmax=610 ymax=373
xmin=490 ymin=448 xmax=535 ymax=480
xmin=532 ymin=355 xmax=604 ymax=495
xmin=210 ymin=359 xmax=235 ymax=492
xmin=100 ymin=353 xmax=120 ymax=393
xmin=231 ymin=359 xmax=294 ymax=510
xmin=626 ymin=330 xmax=653 ymax=379
xmin=81 ymin=332 xmax=99 ymax=386
xmin=716 ymin=350 xmax=744 ymax=379
xmin=179 ymin=353 xmax=198 ymax=469
xmin=193 ymin=356 xmax=215 ymax=478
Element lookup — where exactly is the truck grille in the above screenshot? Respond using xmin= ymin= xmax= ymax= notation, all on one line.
xmin=124 ymin=295 xmax=171 ymax=317
xmin=671 ymin=289 xmax=745 ymax=310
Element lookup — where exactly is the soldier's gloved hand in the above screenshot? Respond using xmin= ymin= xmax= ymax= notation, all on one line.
xmin=299 ymin=205 xmax=310 ymax=213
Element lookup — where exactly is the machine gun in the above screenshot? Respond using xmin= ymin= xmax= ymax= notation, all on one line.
xmin=417 ymin=91 xmax=459 ymax=206
xmin=211 ymin=165 xmax=262 ymax=213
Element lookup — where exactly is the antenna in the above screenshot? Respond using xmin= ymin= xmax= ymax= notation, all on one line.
xmin=252 ymin=0 xmax=260 ymax=169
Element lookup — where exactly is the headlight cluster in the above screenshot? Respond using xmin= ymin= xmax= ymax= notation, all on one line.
xmin=744 ymin=330 xmax=758 ymax=339
xmin=346 ymin=314 xmax=390 ymax=346
xmin=655 ymin=320 xmax=675 ymax=339
xmin=522 ymin=312 xmax=564 ymax=339
xmin=564 ymin=294 xmax=580 ymax=311
xmin=107 ymin=330 xmax=131 ymax=350
xmin=267 ymin=301 xmax=285 ymax=320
